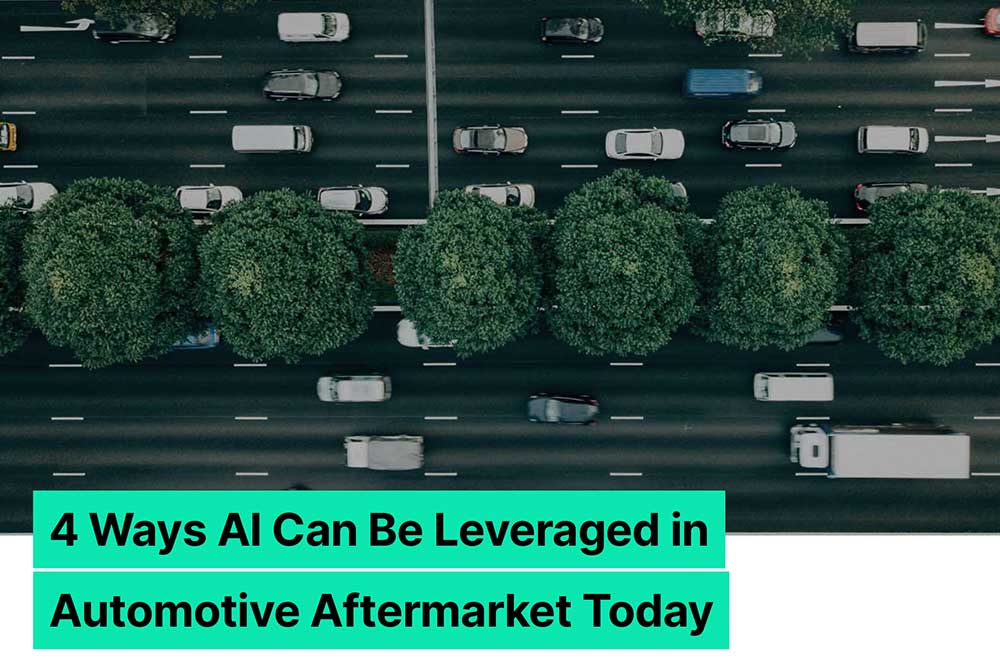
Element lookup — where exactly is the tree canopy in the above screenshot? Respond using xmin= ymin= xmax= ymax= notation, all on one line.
xmin=394 ymin=190 xmax=544 ymax=356
xmin=197 ymin=189 xmax=373 ymax=362
xmin=548 ymin=169 xmax=699 ymax=356
xmin=0 ymin=206 xmax=30 ymax=356
xmin=21 ymin=177 xmax=199 ymax=368
xmin=697 ymin=185 xmax=848 ymax=351
xmin=853 ymin=189 xmax=1000 ymax=365
xmin=639 ymin=0 xmax=854 ymax=57
xmin=62 ymin=0 xmax=256 ymax=19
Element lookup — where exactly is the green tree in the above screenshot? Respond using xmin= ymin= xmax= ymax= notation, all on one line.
xmin=0 ymin=206 xmax=30 ymax=356
xmin=22 ymin=178 xmax=199 ymax=368
xmin=394 ymin=190 xmax=543 ymax=356
xmin=697 ymin=185 xmax=848 ymax=351
xmin=62 ymin=0 xmax=256 ymax=19
xmin=549 ymin=169 xmax=698 ymax=356
xmin=197 ymin=189 xmax=373 ymax=362
xmin=853 ymin=189 xmax=1000 ymax=365
xmin=638 ymin=0 xmax=854 ymax=57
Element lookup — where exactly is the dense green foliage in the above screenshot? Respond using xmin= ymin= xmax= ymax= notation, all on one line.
xmin=0 ymin=206 xmax=30 ymax=356
xmin=697 ymin=185 xmax=848 ymax=351
xmin=854 ymin=190 xmax=1000 ymax=365
xmin=394 ymin=190 xmax=543 ymax=356
xmin=197 ymin=189 xmax=373 ymax=362
xmin=549 ymin=169 xmax=699 ymax=356
xmin=62 ymin=0 xmax=256 ymax=19
xmin=638 ymin=0 xmax=854 ymax=56
xmin=22 ymin=178 xmax=199 ymax=368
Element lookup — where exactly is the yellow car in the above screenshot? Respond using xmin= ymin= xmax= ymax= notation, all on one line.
xmin=0 ymin=122 xmax=16 ymax=151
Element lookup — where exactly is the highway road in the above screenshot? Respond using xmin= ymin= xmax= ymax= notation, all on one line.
xmin=3 ymin=314 xmax=1000 ymax=533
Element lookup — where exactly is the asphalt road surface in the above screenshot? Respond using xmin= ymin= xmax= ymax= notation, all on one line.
xmin=3 ymin=314 xmax=1000 ymax=533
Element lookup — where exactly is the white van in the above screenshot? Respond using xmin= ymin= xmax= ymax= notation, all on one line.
xmin=753 ymin=373 xmax=834 ymax=402
xmin=231 ymin=125 xmax=313 ymax=153
xmin=857 ymin=125 xmax=928 ymax=155
xmin=849 ymin=21 xmax=926 ymax=54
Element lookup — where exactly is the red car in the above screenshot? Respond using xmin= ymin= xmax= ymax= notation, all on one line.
xmin=986 ymin=8 xmax=1000 ymax=36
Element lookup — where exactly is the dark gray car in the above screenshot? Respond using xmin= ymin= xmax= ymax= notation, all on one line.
xmin=722 ymin=119 xmax=796 ymax=149
xmin=264 ymin=69 xmax=342 ymax=101
xmin=527 ymin=393 xmax=599 ymax=425
xmin=540 ymin=17 xmax=604 ymax=43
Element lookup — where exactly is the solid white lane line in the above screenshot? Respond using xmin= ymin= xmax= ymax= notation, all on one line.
xmin=374 ymin=53 xmax=408 ymax=59
xmin=934 ymin=108 xmax=973 ymax=113
xmin=561 ymin=54 xmax=595 ymax=59
xmin=2 ymin=56 xmax=35 ymax=60
xmin=375 ymin=109 xmax=413 ymax=114
xmin=51 ymin=417 xmax=84 ymax=421
xmin=796 ymin=363 xmax=830 ymax=368
xmin=795 ymin=472 xmax=827 ymax=477
xmin=189 ymin=110 xmax=228 ymax=115
xmin=971 ymin=472 xmax=1000 ymax=476
xmin=561 ymin=110 xmax=599 ymax=115
xmin=52 ymin=472 xmax=86 ymax=477
xmin=610 ymin=362 xmax=644 ymax=367
xmin=610 ymin=416 xmax=645 ymax=421
xmin=973 ymin=416 xmax=1000 ymax=420
xmin=234 ymin=416 xmax=268 ymax=421
xmin=190 ymin=164 xmax=225 ymax=168
xmin=748 ymin=53 xmax=782 ymax=58
xmin=423 ymin=362 xmax=457 ymax=367
xmin=609 ymin=472 xmax=643 ymax=477
xmin=189 ymin=54 xmax=222 ymax=59
xmin=561 ymin=164 xmax=599 ymax=169
xmin=48 ymin=363 xmax=82 ymax=368
xmin=2 ymin=111 xmax=35 ymax=115
xmin=235 ymin=471 xmax=268 ymax=477
xmin=796 ymin=416 xmax=830 ymax=421
xmin=3 ymin=164 xmax=37 ymax=169
xmin=934 ymin=53 xmax=971 ymax=57
xmin=376 ymin=163 xmax=410 ymax=168
xmin=425 ymin=471 xmax=458 ymax=477
xmin=424 ymin=416 xmax=459 ymax=421
xmin=935 ymin=163 xmax=973 ymax=167
xmin=748 ymin=108 xmax=785 ymax=113
xmin=233 ymin=363 xmax=267 ymax=368
xmin=745 ymin=163 xmax=782 ymax=168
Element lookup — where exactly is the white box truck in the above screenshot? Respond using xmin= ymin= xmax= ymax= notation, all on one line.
xmin=790 ymin=423 xmax=970 ymax=479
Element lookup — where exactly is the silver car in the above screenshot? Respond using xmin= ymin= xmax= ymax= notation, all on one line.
xmin=452 ymin=125 xmax=528 ymax=155
xmin=695 ymin=9 xmax=775 ymax=39
xmin=317 ymin=375 xmax=392 ymax=402
xmin=605 ymin=128 xmax=685 ymax=160
xmin=396 ymin=319 xmax=455 ymax=349
xmin=318 ymin=185 xmax=389 ymax=216
xmin=344 ymin=435 xmax=424 ymax=470
xmin=464 ymin=182 xmax=536 ymax=207
xmin=278 ymin=12 xmax=350 ymax=42
xmin=175 ymin=185 xmax=243 ymax=215
xmin=0 ymin=181 xmax=57 ymax=212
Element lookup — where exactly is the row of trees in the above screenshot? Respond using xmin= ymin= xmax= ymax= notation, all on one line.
xmin=1 ymin=172 xmax=998 ymax=367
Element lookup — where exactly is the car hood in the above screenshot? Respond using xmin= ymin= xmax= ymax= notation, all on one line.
xmin=503 ymin=128 xmax=528 ymax=152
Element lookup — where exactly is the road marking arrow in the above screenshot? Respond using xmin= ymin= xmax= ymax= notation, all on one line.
xmin=933 ymin=134 xmax=1000 ymax=143
xmin=19 ymin=18 xmax=93 ymax=33
xmin=935 ymin=79 xmax=1000 ymax=88
xmin=934 ymin=22 xmax=986 ymax=29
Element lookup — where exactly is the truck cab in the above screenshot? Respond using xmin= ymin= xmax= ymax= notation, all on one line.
xmin=789 ymin=424 xmax=830 ymax=468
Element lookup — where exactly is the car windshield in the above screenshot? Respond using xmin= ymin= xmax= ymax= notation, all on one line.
xmin=357 ymin=189 xmax=372 ymax=211
xmin=473 ymin=128 xmax=503 ymax=149
xmin=0 ymin=126 xmax=8 ymax=145
xmin=572 ymin=18 xmax=588 ymax=38
xmin=14 ymin=185 xmax=32 ymax=206
xmin=322 ymin=13 xmax=337 ymax=35
xmin=206 ymin=189 xmax=222 ymax=209
xmin=909 ymin=129 xmax=920 ymax=151
xmin=614 ymin=133 xmax=627 ymax=154
xmin=506 ymin=186 xmax=519 ymax=206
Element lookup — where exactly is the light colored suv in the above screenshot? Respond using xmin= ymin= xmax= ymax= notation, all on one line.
xmin=857 ymin=125 xmax=928 ymax=155
xmin=317 ymin=375 xmax=391 ymax=402
xmin=278 ymin=12 xmax=350 ymax=42
xmin=344 ymin=435 xmax=424 ymax=470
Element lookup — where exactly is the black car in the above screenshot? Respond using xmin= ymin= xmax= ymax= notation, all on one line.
xmin=540 ymin=17 xmax=604 ymax=44
xmin=264 ymin=69 xmax=342 ymax=101
xmin=527 ymin=393 xmax=599 ymax=425
xmin=92 ymin=13 xmax=176 ymax=44
xmin=853 ymin=182 xmax=928 ymax=213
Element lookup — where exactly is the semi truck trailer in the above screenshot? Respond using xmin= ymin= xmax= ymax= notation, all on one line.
xmin=790 ymin=423 xmax=970 ymax=479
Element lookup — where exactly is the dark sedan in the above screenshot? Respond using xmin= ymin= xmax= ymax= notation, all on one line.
xmin=527 ymin=393 xmax=599 ymax=425
xmin=264 ymin=69 xmax=342 ymax=101
xmin=854 ymin=182 xmax=928 ymax=213
xmin=721 ymin=119 xmax=796 ymax=150
xmin=92 ymin=13 xmax=176 ymax=44
xmin=540 ymin=17 xmax=604 ymax=44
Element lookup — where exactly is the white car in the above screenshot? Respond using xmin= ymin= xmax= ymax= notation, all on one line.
xmin=318 ymin=185 xmax=389 ymax=215
xmin=605 ymin=128 xmax=685 ymax=160
xmin=278 ymin=12 xmax=350 ymax=42
xmin=464 ymin=182 xmax=536 ymax=207
xmin=344 ymin=435 xmax=424 ymax=470
xmin=695 ymin=9 xmax=776 ymax=40
xmin=0 ymin=181 xmax=57 ymax=212
xmin=317 ymin=375 xmax=391 ymax=402
xmin=175 ymin=185 xmax=243 ymax=215
xmin=396 ymin=318 xmax=455 ymax=349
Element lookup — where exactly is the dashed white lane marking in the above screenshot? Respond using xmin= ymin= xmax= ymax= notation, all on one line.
xmin=561 ymin=110 xmax=599 ymax=115
xmin=973 ymin=416 xmax=1000 ymax=421
xmin=3 ymin=164 xmax=37 ymax=169
xmin=424 ymin=416 xmax=459 ymax=421
xmin=609 ymin=472 xmax=643 ymax=477
xmin=52 ymin=472 xmax=86 ymax=477
xmin=373 ymin=305 xmax=403 ymax=312
xmin=829 ymin=305 xmax=855 ymax=312
xmin=610 ymin=362 xmax=644 ymax=367
xmin=971 ymin=472 xmax=1000 ymax=476
xmin=190 ymin=164 xmax=225 ymax=169
xmin=50 ymin=417 xmax=83 ymax=421
xmin=935 ymin=108 xmax=973 ymax=113
xmin=796 ymin=363 xmax=830 ymax=368
xmin=48 ymin=363 xmax=82 ymax=368
xmin=561 ymin=164 xmax=599 ymax=168
xmin=934 ymin=22 xmax=987 ymax=29
xmin=374 ymin=53 xmax=408 ymax=59
xmin=561 ymin=54 xmax=595 ymax=59
xmin=795 ymin=472 xmax=827 ymax=477
xmin=934 ymin=53 xmax=971 ymax=57
xmin=189 ymin=110 xmax=228 ymax=115
xmin=234 ymin=416 xmax=268 ymax=421
xmin=748 ymin=53 xmax=782 ymax=58
xmin=233 ymin=363 xmax=267 ymax=368
xmin=2 ymin=56 xmax=34 ymax=60
xmin=796 ymin=416 xmax=830 ymax=421
xmin=610 ymin=416 xmax=645 ymax=421
xmin=975 ymin=363 xmax=1000 ymax=367
xmin=376 ymin=163 xmax=410 ymax=168
xmin=423 ymin=362 xmax=457 ymax=367
xmin=748 ymin=108 xmax=785 ymax=113
xmin=235 ymin=471 xmax=269 ymax=477
xmin=375 ymin=109 xmax=413 ymax=114
xmin=425 ymin=471 xmax=458 ymax=477
xmin=745 ymin=163 xmax=782 ymax=168
xmin=935 ymin=163 xmax=974 ymax=168
xmin=189 ymin=54 xmax=222 ymax=59
xmin=2 ymin=110 xmax=35 ymax=115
